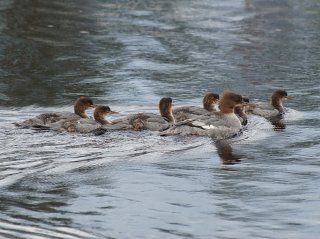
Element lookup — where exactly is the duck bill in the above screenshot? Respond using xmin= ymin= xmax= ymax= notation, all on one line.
xmin=109 ymin=110 xmax=119 ymax=115
xmin=239 ymin=102 xmax=256 ymax=111
xmin=285 ymin=96 xmax=294 ymax=100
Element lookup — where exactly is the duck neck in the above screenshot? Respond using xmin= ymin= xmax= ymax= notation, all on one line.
xmin=271 ymin=97 xmax=284 ymax=113
xmin=203 ymin=101 xmax=215 ymax=112
xmin=75 ymin=105 xmax=88 ymax=118
xmin=161 ymin=109 xmax=175 ymax=123
xmin=167 ymin=113 xmax=175 ymax=124
xmin=219 ymin=100 xmax=235 ymax=114
xmin=77 ymin=112 xmax=88 ymax=118
xmin=95 ymin=114 xmax=111 ymax=125
xmin=234 ymin=106 xmax=245 ymax=118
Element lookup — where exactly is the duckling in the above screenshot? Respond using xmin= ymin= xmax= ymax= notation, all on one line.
xmin=235 ymin=96 xmax=250 ymax=126
xmin=160 ymin=91 xmax=248 ymax=139
xmin=104 ymin=97 xmax=175 ymax=131
xmin=51 ymin=105 xmax=118 ymax=133
xmin=14 ymin=96 xmax=95 ymax=128
xmin=173 ymin=93 xmax=220 ymax=122
xmin=248 ymin=90 xmax=293 ymax=119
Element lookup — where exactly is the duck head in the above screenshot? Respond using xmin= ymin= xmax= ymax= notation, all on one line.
xmin=94 ymin=105 xmax=118 ymax=125
xmin=203 ymin=93 xmax=220 ymax=111
xmin=219 ymin=91 xmax=247 ymax=114
xmin=74 ymin=96 xmax=95 ymax=118
xmin=271 ymin=90 xmax=293 ymax=113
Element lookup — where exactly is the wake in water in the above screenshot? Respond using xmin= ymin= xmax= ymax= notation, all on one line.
xmin=212 ymin=106 xmax=304 ymax=164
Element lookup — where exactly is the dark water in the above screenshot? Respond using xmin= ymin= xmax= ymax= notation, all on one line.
xmin=0 ymin=0 xmax=320 ymax=238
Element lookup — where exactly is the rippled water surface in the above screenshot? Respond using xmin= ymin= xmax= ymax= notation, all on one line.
xmin=0 ymin=0 xmax=320 ymax=238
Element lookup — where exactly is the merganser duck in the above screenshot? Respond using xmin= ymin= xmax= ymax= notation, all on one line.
xmin=103 ymin=97 xmax=175 ymax=131
xmin=248 ymin=90 xmax=293 ymax=119
xmin=235 ymin=96 xmax=250 ymax=126
xmin=173 ymin=93 xmax=220 ymax=122
xmin=48 ymin=105 xmax=118 ymax=133
xmin=14 ymin=96 xmax=95 ymax=128
xmin=160 ymin=91 xmax=247 ymax=139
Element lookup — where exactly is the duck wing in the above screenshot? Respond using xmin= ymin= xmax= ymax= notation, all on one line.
xmin=103 ymin=113 xmax=169 ymax=131
xmin=251 ymin=102 xmax=280 ymax=118
xmin=14 ymin=112 xmax=81 ymax=128
xmin=173 ymin=106 xmax=209 ymax=122
xmin=160 ymin=112 xmax=241 ymax=139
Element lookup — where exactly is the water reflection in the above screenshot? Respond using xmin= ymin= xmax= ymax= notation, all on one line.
xmin=271 ymin=119 xmax=286 ymax=131
xmin=214 ymin=140 xmax=251 ymax=165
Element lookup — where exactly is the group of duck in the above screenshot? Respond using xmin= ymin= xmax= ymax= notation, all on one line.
xmin=15 ymin=90 xmax=293 ymax=140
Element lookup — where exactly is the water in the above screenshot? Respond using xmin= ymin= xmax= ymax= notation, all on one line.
xmin=0 ymin=0 xmax=320 ymax=238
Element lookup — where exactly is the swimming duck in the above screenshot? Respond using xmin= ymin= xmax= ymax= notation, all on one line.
xmin=48 ymin=105 xmax=118 ymax=133
xmin=160 ymin=91 xmax=247 ymax=139
xmin=14 ymin=96 xmax=95 ymax=128
xmin=235 ymin=96 xmax=250 ymax=126
xmin=173 ymin=93 xmax=220 ymax=122
xmin=104 ymin=97 xmax=175 ymax=132
xmin=248 ymin=90 xmax=293 ymax=119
